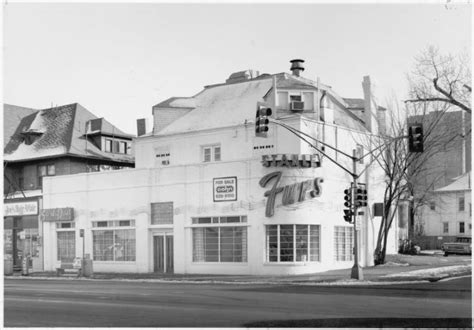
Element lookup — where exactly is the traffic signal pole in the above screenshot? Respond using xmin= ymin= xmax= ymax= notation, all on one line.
xmin=351 ymin=149 xmax=363 ymax=280
xmin=261 ymin=115 xmax=423 ymax=281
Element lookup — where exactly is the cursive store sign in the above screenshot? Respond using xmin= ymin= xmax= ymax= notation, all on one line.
xmin=259 ymin=171 xmax=323 ymax=217
xmin=261 ymin=154 xmax=322 ymax=168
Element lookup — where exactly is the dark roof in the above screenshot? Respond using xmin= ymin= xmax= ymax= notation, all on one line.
xmin=4 ymin=103 xmax=134 ymax=164
xmin=3 ymin=104 xmax=38 ymax=148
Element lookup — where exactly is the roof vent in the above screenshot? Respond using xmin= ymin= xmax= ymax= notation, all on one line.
xmin=290 ymin=59 xmax=305 ymax=77
xmin=226 ymin=70 xmax=260 ymax=84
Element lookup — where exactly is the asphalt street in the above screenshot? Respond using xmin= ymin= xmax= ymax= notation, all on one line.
xmin=4 ymin=277 xmax=472 ymax=327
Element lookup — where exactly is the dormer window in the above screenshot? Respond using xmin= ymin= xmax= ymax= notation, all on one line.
xmin=104 ymin=138 xmax=129 ymax=154
xmin=20 ymin=129 xmax=43 ymax=145
xmin=105 ymin=139 xmax=113 ymax=152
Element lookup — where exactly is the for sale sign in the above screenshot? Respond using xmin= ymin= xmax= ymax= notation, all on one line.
xmin=213 ymin=177 xmax=237 ymax=202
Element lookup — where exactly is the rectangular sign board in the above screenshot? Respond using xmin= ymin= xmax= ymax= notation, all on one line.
xmin=213 ymin=177 xmax=237 ymax=202
xmin=4 ymin=201 xmax=38 ymax=216
xmin=40 ymin=208 xmax=74 ymax=222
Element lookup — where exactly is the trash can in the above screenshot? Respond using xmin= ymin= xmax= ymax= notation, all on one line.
xmin=4 ymin=256 xmax=13 ymax=275
xmin=21 ymin=256 xmax=30 ymax=276
xmin=82 ymin=258 xmax=93 ymax=277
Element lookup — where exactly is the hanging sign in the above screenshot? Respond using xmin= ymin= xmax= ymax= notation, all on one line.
xmin=259 ymin=171 xmax=323 ymax=217
xmin=262 ymin=154 xmax=321 ymax=168
xmin=213 ymin=177 xmax=237 ymax=202
xmin=4 ymin=201 xmax=38 ymax=216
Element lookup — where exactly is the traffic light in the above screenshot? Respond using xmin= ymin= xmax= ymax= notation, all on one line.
xmin=343 ymin=209 xmax=353 ymax=223
xmin=255 ymin=102 xmax=272 ymax=137
xmin=355 ymin=187 xmax=368 ymax=207
xmin=408 ymin=124 xmax=424 ymax=153
xmin=344 ymin=188 xmax=352 ymax=208
xmin=343 ymin=187 xmax=353 ymax=222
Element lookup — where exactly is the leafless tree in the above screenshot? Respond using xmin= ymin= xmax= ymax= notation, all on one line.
xmin=366 ymin=99 xmax=464 ymax=264
xmin=405 ymin=46 xmax=471 ymax=114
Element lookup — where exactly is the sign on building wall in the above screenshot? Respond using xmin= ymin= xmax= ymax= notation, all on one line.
xmin=40 ymin=208 xmax=74 ymax=222
xmin=213 ymin=177 xmax=237 ymax=202
xmin=4 ymin=201 xmax=38 ymax=216
xmin=262 ymin=154 xmax=322 ymax=168
xmin=259 ymin=171 xmax=323 ymax=217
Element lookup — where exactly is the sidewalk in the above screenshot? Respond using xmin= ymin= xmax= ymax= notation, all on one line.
xmin=7 ymin=254 xmax=471 ymax=285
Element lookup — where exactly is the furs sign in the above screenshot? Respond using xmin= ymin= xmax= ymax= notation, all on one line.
xmin=261 ymin=154 xmax=321 ymax=168
xmin=259 ymin=171 xmax=323 ymax=217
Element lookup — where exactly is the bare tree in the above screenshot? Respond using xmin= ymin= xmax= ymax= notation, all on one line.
xmin=367 ymin=99 xmax=463 ymax=265
xmin=405 ymin=46 xmax=471 ymax=114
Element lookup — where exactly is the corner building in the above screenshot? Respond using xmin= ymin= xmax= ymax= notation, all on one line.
xmin=42 ymin=62 xmax=398 ymax=275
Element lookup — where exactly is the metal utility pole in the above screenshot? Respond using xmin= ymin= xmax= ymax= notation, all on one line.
xmin=351 ymin=149 xmax=363 ymax=280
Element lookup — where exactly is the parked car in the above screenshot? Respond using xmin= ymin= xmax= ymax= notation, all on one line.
xmin=441 ymin=236 xmax=472 ymax=256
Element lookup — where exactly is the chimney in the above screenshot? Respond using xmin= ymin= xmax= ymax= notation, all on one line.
xmin=290 ymin=59 xmax=305 ymax=77
xmin=362 ymin=76 xmax=379 ymax=134
xmin=137 ymin=118 xmax=151 ymax=137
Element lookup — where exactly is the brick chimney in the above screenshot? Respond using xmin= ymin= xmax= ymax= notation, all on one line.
xmin=362 ymin=76 xmax=379 ymax=134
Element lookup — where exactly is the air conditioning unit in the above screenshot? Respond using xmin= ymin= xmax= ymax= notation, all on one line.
xmin=290 ymin=101 xmax=305 ymax=111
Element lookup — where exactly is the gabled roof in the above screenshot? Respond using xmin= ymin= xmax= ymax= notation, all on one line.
xmin=435 ymin=172 xmax=471 ymax=192
xmin=3 ymin=104 xmax=38 ymax=148
xmin=155 ymin=73 xmax=368 ymax=135
xmin=4 ymin=103 xmax=134 ymax=164
xmin=157 ymin=78 xmax=274 ymax=135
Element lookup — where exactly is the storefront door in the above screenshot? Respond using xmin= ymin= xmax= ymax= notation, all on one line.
xmin=153 ymin=235 xmax=173 ymax=273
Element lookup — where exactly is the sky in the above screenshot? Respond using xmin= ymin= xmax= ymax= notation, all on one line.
xmin=3 ymin=1 xmax=472 ymax=134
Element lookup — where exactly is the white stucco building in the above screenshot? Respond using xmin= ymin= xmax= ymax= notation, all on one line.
xmin=42 ymin=61 xmax=398 ymax=275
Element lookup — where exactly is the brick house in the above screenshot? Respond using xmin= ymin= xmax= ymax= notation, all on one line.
xmin=3 ymin=103 xmax=135 ymax=272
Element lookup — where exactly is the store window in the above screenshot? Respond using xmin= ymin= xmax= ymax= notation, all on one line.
xmin=151 ymin=202 xmax=173 ymax=225
xmin=334 ymin=226 xmax=354 ymax=261
xmin=265 ymin=224 xmax=320 ymax=262
xmin=57 ymin=223 xmax=76 ymax=263
xmin=192 ymin=216 xmax=247 ymax=262
xmin=443 ymin=222 xmax=449 ymax=234
xmin=92 ymin=220 xmax=136 ymax=261
xmin=202 ymin=145 xmax=221 ymax=163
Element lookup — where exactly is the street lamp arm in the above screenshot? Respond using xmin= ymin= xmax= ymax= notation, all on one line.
xmin=271 ymin=120 xmax=356 ymax=177
xmin=271 ymin=118 xmax=355 ymax=160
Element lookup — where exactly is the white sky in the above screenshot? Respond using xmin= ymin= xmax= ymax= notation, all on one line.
xmin=3 ymin=1 xmax=472 ymax=134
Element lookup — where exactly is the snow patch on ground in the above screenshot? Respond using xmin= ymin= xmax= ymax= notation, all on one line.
xmin=382 ymin=265 xmax=471 ymax=278
xmin=377 ymin=261 xmax=409 ymax=267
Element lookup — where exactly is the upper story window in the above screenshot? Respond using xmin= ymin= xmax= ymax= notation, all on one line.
xmin=104 ymin=138 xmax=129 ymax=154
xmin=459 ymin=196 xmax=465 ymax=212
xmin=429 ymin=201 xmax=436 ymax=211
xmin=203 ymin=145 xmax=221 ymax=163
xmin=442 ymin=222 xmax=449 ymax=233
xmin=38 ymin=164 xmax=55 ymax=188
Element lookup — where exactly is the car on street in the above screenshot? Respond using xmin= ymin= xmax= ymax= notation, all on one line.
xmin=441 ymin=236 xmax=472 ymax=256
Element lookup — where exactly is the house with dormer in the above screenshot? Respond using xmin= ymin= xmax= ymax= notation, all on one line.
xmin=3 ymin=103 xmax=135 ymax=272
